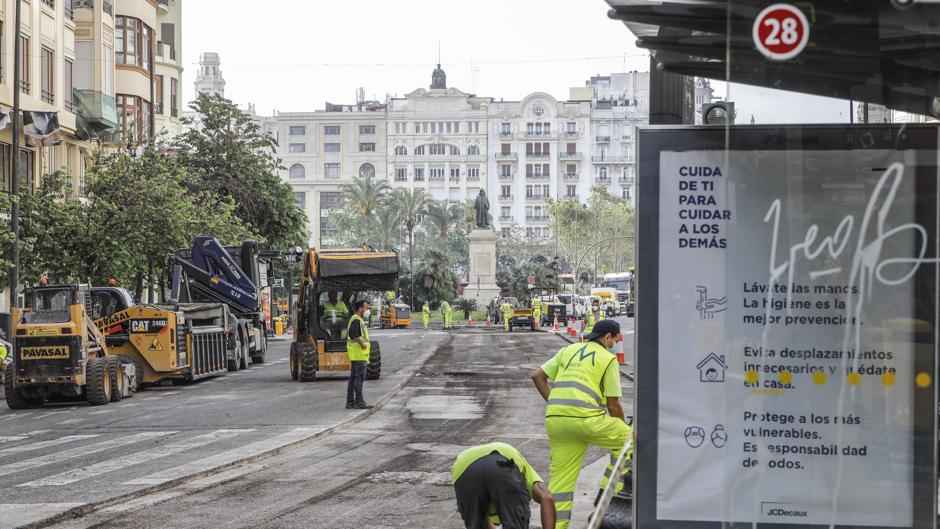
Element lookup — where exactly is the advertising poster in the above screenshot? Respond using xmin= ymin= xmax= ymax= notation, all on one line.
xmin=636 ymin=126 xmax=938 ymax=529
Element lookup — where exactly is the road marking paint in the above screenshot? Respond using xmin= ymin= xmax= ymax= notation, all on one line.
xmin=0 ymin=435 xmax=100 ymax=457
xmin=124 ymin=427 xmax=321 ymax=485
xmin=18 ymin=429 xmax=253 ymax=487
xmin=89 ymin=409 xmax=114 ymax=415
xmin=406 ymin=395 xmax=483 ymax=420
xmin=0 ymin=432 xmax=176 ymax=478
xmin=0 ymin=436 xmax=31 ymax=443
xmin=32 ymin=411 xmax=69 ymax=420
xmin=366 ymin=471 xmax=450 ymax=486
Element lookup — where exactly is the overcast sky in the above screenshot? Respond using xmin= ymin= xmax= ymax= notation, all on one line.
xmin=181 ymin=0 xmax=851 ymax=123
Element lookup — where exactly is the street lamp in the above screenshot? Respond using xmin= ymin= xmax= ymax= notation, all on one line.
xmin=286 ymin=246 xmax=305 ymax=321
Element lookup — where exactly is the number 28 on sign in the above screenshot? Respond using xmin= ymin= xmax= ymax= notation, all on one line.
xmin=752 ymin=3 xmax=810 ymax=61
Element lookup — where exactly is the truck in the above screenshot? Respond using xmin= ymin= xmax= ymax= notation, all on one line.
xmin=290 ymin=247 xmax=398 ymax=381
xmin=602 ymin=271 xmax=635 ymax=317
xmin=168 ymin=237 xmax=272 ymax=365
xmin=5 ymin=284 xmax=135 ymax=408
xmin=591 ymin=287 xmax=620 ymax=317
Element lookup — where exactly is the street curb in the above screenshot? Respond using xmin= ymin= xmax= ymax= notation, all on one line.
xmin=19 ymin=333 xmax=454 ymax=529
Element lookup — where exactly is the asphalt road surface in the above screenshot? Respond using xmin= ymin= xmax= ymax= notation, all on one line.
xmin=1 ymin=317 xmax=636 ymax=529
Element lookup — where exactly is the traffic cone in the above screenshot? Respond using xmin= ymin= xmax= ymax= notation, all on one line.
xmin=616 ymin=340 xmax=625 ymax=364
xmin=552 ymin=315 xmax=559 ymax=333
xmin=468 ymin=315 xmax=473 ymax=326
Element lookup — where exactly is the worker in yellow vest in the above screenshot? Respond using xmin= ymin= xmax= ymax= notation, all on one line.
xmin=440 ymin=300 xmax=453 ymax=330
xmin=422 ymin=302 xmax=431 ymax=330
xmin=581 ymin=299 xmax=602 ymax=337
xmin=452 ymin=442 xmax=556 ymax=529
xmin=531 ymin=319 xmax=631 ymax=528
xmin=500 ymin=299 xmax=513 ymax=331
xmin=531 ymin=296 xmax=543 ymax=327
xmin=345 ymin=300 xmax=373 ymax=410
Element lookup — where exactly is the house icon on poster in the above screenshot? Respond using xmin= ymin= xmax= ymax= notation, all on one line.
xmin=697 ymin=353 xmax=727 ymax=383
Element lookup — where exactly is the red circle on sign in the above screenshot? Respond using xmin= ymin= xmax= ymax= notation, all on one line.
xmin=752 ymin=3 xmax=810 ymax=61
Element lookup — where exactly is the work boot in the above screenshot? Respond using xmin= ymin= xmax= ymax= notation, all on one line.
xmin=353 ymin=401 xmax=374 ymax=409
xmin=346 ymin=401 xmax=355 ymax=409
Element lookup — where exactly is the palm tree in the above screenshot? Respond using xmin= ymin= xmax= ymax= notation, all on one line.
xmin=390 ymin=188 xmax=431 ymax=305
xmin=340 ymin=173 xmax=390 ymax=243
xmin=425 ymin=200 xmax=464 ymax=240
xmin=374 ymin=196 xmax=401 ymax=250
xmin=462 ymin=198 xmax=477 ymax=233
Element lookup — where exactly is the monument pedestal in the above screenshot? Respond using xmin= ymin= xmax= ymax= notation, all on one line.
xmin=466 ymin=228 xmax=501 ymax=309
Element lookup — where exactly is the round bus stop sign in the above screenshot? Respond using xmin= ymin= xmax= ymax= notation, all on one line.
xmin=752 ymin=3 xmax=810 ymax=61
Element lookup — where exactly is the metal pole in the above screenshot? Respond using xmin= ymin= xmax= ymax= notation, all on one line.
xmin=573 ymin=236 xmax=633 ymax=294
xmin=9 ymin=0 xmax=22 ymax=310
xmin=287 ymin=259 xmax=294 ymax=321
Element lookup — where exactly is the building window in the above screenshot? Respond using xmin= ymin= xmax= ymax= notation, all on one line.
xmin=18 ymin=35 xmax=29 ymax=93
xmin=324 ymin=125 xmax=340 ymax=135
xmin=395 ymin=167 xmax=407 ymax=181
xmin=501 ymin=185 xmax=511 ymax=198
xmin=64 ymin=58 xmax=74 ymax=112
xmin=429 ymin=144 xmax=445 ymax=155
xmin=289 ymin=143 xmax=306 ymax=153
xmin=40 ymin=47 xmax=54 ymax=103
xmin=289 ymin=163 xmax=305 ymax=179
xmin=115 ymin=16 xmax=154 ymax=70
xmin=289 ymin=126 xmax=306 ymax=136
xmin=500 ymin=165 xmax=512 ymax=177
xmin=115 ymin=94 xmax=151 ymax=143
xmin=359 ymin=125 xmax=375 ymax=135
xmin=566 ymin=164 xmax=577 ymax=176
xmin=430 ymin=167 xmax=444 ymax=180
xmin=394 ymin=145 xmax=407 ymax=156
xmin=324 ymin=143 xmax=341 ymax=153
xmin=153 ymin=75 xmax=163 ymax=114
xmin=414 ymin=167 xmax=424 ymax=181
xmin=324 ymin=163 xmax=340 ymax=178
xmin=566 ymin=185 xmax=576 ymax=198
xmin=501 ymin=206 xmax=511 ymax=219
xmin=500 ymin=123 xmax=511 ymax=135
xmin=359 ymin=143 xmax=376 ymax=152
xmin=294 ymin=192 xmax=305 ymax=211
xmin=566 ymin=122 xmax=577 ymax=134
xmin=414 ymin=145 xmax=425 ymax=155
xmin=359 ymin=163 xmax=375 ymax=178
xmin=467 ymin=144 xmax=480 ymax=156
xmin=170 ymin=77 xmax=178 ymax=117
xmin=468 ymin=166 xmax=480 ymax=180
xmin=599 ymin=167 xmax=608 ymax=180
xmin=533 ymin=106 xmax=545 ymax=118
xmin=450 ymin=145 xmax=459 ymax=155
xmin=453 ymin=122 xmax=460 ymax=133
xmin=450 ymin=167 xmax=460 ymax=180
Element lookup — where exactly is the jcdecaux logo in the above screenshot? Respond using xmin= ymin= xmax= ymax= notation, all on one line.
xmin=762 ymin=502 xmax=808 ymax=519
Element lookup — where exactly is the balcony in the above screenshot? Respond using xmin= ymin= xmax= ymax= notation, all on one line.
xmin=596 ymin=135 xmax=611 ymax=143
xmin=499 ymin=215 xmax=513 ymax=222
xmin=64 ymin=0 xmax=74 ymax=20
xmin=157 ymin=0 xmax=169 ymax=11
xmin=498 ymin=131 xmax=513 ymax=138
xmin=524 ymin=130 xmax=553 ymax=138
xmin=526 ymin=173 xmax=550 ymax=180
xmin=526 ymin=215 xmax=550 ymax=222
xmin=496 ymin=152 xmax=517 ymax=161
xmin=596 ymin=177 xmax=611 ymax=184
xmin=156 ymin=42 xmax=178 ymax=63
xmin=619 ymin=176 xmax=635 ymax=185
xmin=72 ymin=89 xmax=118 ymax=140
xmin=564 ymin=194 xmax=579 ymax=200
xmin=526 ymin=152 xmax=550 ymax=159
xmin=103 ymin=0 xmax=112 ymax=16
xmin=564 ymin=173 xmax=579 ymax=181
xmin=592 ymin=156 xmax=630 ymax=164
xmin=525 ymin=194 xmax=549 ymax=202
xmin=499 ymin=194 xmax=513 ymax=201
xmin=564 ymin=130 xmax=579 ymax=138
xmin=467 ymin=174 xmax=481 ymax=182
xmin=559 ymin=151 xmax=581 ymax=161
xmin=499 ymin=172 xmax=515 ymax=181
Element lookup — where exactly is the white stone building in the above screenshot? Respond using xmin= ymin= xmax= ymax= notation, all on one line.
xmin=194 ymin=52 xmax=225 ymax=98
xmin=487 ymin=94 xmax=591 ymax=238
xmin=386 ymin=66 xmax=491 ymax=204
xmin=257 ymin=100 xmax=387 ymax=248
xmin=694 ymin=77 xmax=716 ymax=125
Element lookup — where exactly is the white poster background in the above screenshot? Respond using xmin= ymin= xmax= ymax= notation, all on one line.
xmin=656 ymin=150 xmax=918 ymax=527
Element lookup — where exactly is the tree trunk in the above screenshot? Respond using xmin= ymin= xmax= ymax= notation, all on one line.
xmin=134 ymin=271 xmax=144 ymax=302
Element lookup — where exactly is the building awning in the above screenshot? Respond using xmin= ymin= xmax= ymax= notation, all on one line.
xmin=605 ymin=0 xmax=940 ymax=118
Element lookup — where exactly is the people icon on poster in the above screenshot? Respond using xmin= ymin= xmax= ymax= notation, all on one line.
xmin=684 ymin=426 xmax=706 ymax=448
xmin=697 ymin=353 xmax=727 ymax=383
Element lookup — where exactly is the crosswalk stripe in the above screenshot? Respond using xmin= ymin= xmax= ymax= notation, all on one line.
xmin=124 ymin=427 xmax=321 ymax=486
xmin=0 ymin=435 xmax=99 ymax=456
xmin=0 ymin=431 xmax=48 ymax=443
xmin=0 ymin=432 xmax=176 ymax=478
xmin=18 ymin=429 xmax=254 ymax=487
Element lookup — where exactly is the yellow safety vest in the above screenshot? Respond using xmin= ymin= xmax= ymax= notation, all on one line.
xmin=346 ymin=314 xmax=371 ymax=362
xmin=501 ymin=303 xmax=512 ymax=314
xmin=586 ymin=310 xmax=598 ymax=332
xmin=422 ymin=305 xmax=430 ymax=316
xmin=546 ymin=341 xmax=616 ymax=419
xmin=532 ymin=299 xmax=542 ymax=310
xmin=323 ymin=301 xmax=348 ymax=318
xmin=0 ymin=343 xmax=7 ymax=363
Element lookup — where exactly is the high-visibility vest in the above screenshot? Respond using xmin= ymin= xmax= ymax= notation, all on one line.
xmin=586 ymin=310 xmax=598 ymax=332
xmin=346 ymin=314 xmax=371 ymax=362
xmin=0 ymin=343 xmax=7 ymax=364
xmin=500 ymin=302 xmax=512 ymax=315
xmin=323 ymin=301 xmax=348 ymax=319
xmin=422 ymin=304 xmax=430 ymax=316
xmin=532 ymin=298 xmax=542 ymax=310
xmin=546 ymin=341 xmax=616 ymax=419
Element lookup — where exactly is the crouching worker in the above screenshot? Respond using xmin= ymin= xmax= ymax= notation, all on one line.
xmin=452 ymin=442 xmax=555 ymax=529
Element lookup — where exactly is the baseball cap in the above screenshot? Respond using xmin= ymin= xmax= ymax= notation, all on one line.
xmin=585 ymin=319 xmax=621 ymax=342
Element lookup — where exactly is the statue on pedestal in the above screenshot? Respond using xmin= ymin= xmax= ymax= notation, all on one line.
xmin=474 ymin=189 xmax=491 ymax=229
xmin=431 ymin=64 xmax=447 ymax=90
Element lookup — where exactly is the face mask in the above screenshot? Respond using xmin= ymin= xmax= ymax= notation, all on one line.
xmin=607 ymin=343 xmax=617 ymax=354
xmin=363 ymin=310 xmax=371 ymax=319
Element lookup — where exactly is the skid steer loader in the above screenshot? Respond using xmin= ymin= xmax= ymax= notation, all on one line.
xmin=5 ymin=285 xmax=134 ymax=408
xmin=289 ymin=247 xmax=399 ymax=382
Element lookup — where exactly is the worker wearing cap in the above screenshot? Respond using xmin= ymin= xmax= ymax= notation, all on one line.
xmin=422 ymin=302 xmax=431 ymax=330
xmin=346 ymin=300 xmax=373 ymax=410
xmin=441 ymin=299 xmax=453 ymax=330
xmin=499 ymin=299 xmax=513 ymax=332
xmin=531 ymin=319 xmax=631 ymax=528
xmin=452 ymin=442 xmax=555 ymax=529
xmin=531 ymin=296 xmax=543 ymax=328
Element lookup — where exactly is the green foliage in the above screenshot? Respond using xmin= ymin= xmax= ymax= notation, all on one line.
xmin=424 ymin=201 xmax=464 ymax=241
xmin=546 ymin=185 xmax=634 ymax=288
xmin=324 ymin=205 xmax=366 ymax=248
xmin=412 ymin=248 xmax=458 ymax=308
xmin=453 ymin=296 xmax=478 ymax=319
xmin=0 ymin=193 xmax=12 ymax=289
xmin=374 ymin=195 xmax=402 ymax=250
xmin=495 ymin=227 xmax=561 ymax=300
xmin=340 ymin=172 xmax=391 ymax=244
xmin=177 ymin=93 xmax=307 ymax=249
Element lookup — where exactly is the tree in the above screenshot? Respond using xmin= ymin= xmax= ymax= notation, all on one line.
xmin=340 ymin=172 xmax=390 ymax=244
xmin=324 ymin=205 xmax=366 ymax=249
xmin=425 ymin=200 xmax=464 ymax=241
xmin=413 ymin=248 xmax=458 ymax=307
xmin=495 ymin=228 xmax=560 ymax=300
xmin=374 ymin=196 xmax=402 ymax=250
xmin=176 ymin=93 xmax=307 ymax=249
xmin=388 ymin=188 xmax=430 ymax=303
